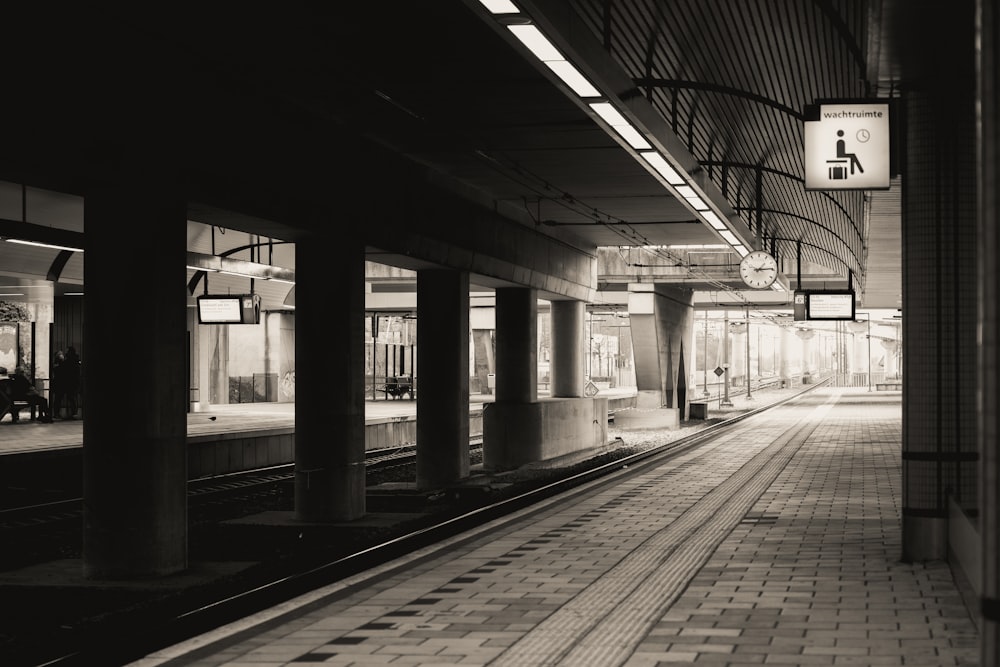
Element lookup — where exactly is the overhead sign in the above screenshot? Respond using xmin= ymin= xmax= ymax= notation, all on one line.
xmin=804 ymin=102 xmax=890 ymax=190
xmin=793 ymin=290 xmax=856 ymax=321
xmin=197 ymin=294 xmax=261 ymax=325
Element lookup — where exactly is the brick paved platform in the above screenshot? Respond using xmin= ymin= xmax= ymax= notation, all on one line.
xmin=128 ymin=387 xmax=976 ymax=667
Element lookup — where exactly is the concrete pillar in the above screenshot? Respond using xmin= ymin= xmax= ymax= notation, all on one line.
xmin=731 ymin=325 xmax=747 ymax=382
xmin=206 ymin=322 xmax=229 ymax=405
xmin=979 ymin=0 xmax=1000 ymax=658
xmin=416 ymin=269 xmax=470 ymax=489
xmin=294 ymin=234 xmax=365 ymax=522
xmin=778 ymin=327 xmax=792 ymax=383
xmin=470 ymin=307 xmax=495 ymax=395
xmin=626 ymin=284 xmax=694 ymax=411
xmin=82 ymin=185 xmax=188 ymax=579
xmin=880 ymin=339 xmax=899 ymax=378
xmin=796 ymin=329 xmax=815 ymax=377
xmin=495 ymin=287 xmax=537 ymax=403
xmin=550 ymin=299 xmax=585 ymax=398
xmin=893 ymin=0 xmax=978 ymax=562
xmin=186 ymin=307 xmax=201 ymax=412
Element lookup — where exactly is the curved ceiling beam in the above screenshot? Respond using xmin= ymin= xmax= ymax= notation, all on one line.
xmin=733 ymin=207 xmax=862 ymax=270
xmin=770 ymin=236 xmax=860 ymax=283
xmin=46 ymin=250 xmax=75 ymax=282
xmin=630 ymin=78 xmax=804 ymax=121
xmin=700 ymin=159 xmax=864 ymax=245
xmin=813 ymin=0 xmax=869 ymax=81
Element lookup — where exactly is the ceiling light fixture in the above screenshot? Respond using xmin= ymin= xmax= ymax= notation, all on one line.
xmin=477 ymin=4 xmax=763 ymax=265
xmin=506 ymin=24 xmax=601 ymax=98
xmin=478 ymin=0 xmax=520 ymax=14
xmin=718 ymin=229 xmax=739 ymax=245
xmin=701 ymin=211 xmax=728 ymax=230
xmin=638 ymin=151 xmax=685 ymax=186
xmin=5 ymin=238 xmax=83 ymax=253
xmin=589 ymin=102 xmax=651 ymax=150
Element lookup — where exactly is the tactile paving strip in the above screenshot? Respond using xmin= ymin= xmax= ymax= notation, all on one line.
xmin=490 ymin=395 xmax=836 ymax=666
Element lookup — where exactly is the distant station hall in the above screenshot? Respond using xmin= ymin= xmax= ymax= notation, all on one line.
xmin=1 ymin=1 xmax=999 ymax=665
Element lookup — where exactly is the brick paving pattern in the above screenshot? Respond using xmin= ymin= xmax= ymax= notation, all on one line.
xmin=131 ymin=388 xmax=979 ymax=667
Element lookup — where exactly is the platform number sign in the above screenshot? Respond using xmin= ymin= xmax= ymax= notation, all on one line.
xmin=804 ymin=102 xmax=890 ymax=190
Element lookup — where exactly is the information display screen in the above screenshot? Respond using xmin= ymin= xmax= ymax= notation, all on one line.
xmin=806 ymin=290 xmax=856 ymax=320
xmin=197 ymin=295 xmax=261 ymax=324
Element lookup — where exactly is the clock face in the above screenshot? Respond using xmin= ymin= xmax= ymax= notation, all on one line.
xmin=739 ymin=250 xmax=778 ymax=289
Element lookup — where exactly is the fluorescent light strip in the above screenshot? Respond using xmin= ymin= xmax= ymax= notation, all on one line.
xmin=0 ymin=293 xmax=24 ymax=296
xmin=6 ymin=238 xmax=83 ymax=253
xmin=589 ymin=102 xmax=651 ymax=149
xmin=507 ymin=24 xmax=563 ymax=61
xmin=701 ymin=211 xmax=727 ymax=230
xmin=479 ymin=0 xmax=520 ymax=13
xmin=545 ymin=60 xmax=601 ymax=98
xmin=507 ymin=25 xmax=601 ymax=98
xmin=684 ymin=196 xmax=709 ymax=211
xmin=186 ymin=265 xmax=219 ymax=272
xmin=638 ymin=151 xmax=685 ymax=185
xmin=718 ymin=229 xmax=739 ymax=244
xmin=218 ymin=270 xmax=257 ymax=278
xmin=501 ymin=10 xmax=759 ymax=265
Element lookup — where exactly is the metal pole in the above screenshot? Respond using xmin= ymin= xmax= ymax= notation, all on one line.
xmin=745 ymin=308 xmax=753 ymax=400
xmin=867 ymin=315 xmax=872 ymax=391
xmin=721 ymin=310 xmax=733 ymax=406
xmin=703 ymin=309 xmax=710 ymax=396
xmin=587 ymin=309 xmax=592 ymax=379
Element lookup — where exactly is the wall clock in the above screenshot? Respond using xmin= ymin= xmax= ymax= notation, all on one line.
xmin=739 ymin=250 xmax=778 ymax=289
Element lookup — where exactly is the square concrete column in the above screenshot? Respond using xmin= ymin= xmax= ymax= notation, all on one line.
xmin=549 ymin=299 xmax=584 ymax=398
xmin=494 ymin=287 xmax=537 ymax=403
xmin=978 ymin=0 xmax=1000 ymax=659
xmin=416 ymin=269 xmax=470 ymax=489
xmin=83 ymin=185 xmax=189 ymax=579
xmin=294 ymin=235 xmax=366 ymax=522
xmin=900 ymin=73 xmax=978 ymax=563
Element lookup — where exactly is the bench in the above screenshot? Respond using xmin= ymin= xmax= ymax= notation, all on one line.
xmin=378 ymin=376 xmax=413 ymax=400
xmin=0 ymin=394 xmax=36 ymax=423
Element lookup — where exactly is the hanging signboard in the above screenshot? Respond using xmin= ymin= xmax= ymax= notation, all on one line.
xmin=793 ymin=290 xmax=857 ymax=321
xmin=804 ymin=101 xmax=891 ymax=190
xmin=197 ymin=294 xmax=261 ymax=324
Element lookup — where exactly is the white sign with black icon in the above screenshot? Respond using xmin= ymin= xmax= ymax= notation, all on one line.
xmin=804 ymin=102 xmax=890 ymax=190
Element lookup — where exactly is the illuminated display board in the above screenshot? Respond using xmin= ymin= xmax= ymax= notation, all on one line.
xmin=794 ymin=290 xmax=856 ymax=321
xmin=197 ymin=294 xmax=261 ymax=324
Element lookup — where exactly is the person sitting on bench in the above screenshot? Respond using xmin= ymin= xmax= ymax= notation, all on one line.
xmin=9 ymin=367 xmax=53 ymax=423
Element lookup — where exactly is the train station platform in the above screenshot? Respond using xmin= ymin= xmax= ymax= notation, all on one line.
xmin=123 ymin=386 xmax=978 ymax=667
xmin=0 ymin=387 xmax=642 ymax=457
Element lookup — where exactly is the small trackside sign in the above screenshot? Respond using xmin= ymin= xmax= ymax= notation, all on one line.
xmin=804 ymin=102 xmax=891 ymax=190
